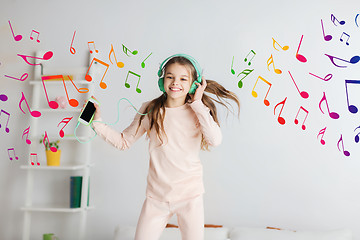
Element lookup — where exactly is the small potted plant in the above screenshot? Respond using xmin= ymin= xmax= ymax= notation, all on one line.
xmin=40 ymin=135 xmax=61 ymax=166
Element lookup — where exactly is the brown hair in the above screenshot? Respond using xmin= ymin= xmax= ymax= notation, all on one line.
xmin=137 ymin=56 xmax=240 ymax=150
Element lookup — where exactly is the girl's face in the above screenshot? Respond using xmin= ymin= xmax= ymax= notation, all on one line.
xmin=163 ymin=63 xmax=192 ymax=105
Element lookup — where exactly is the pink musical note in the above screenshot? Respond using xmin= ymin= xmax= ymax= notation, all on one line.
xmin=244 ymin=50 xmax=256 ymax=66
xmin=296 ymin=35 xmax=307 ymax=63
xmin=331 ymin=14 xmax=345 ymax=26
xmin=57 ymin=117 xmax=73 ymax=138
xmin=319 ymin=92 xmax=339 ymax=119
xmin=88 ymin=41 xmax=99 ymax=54
xmin=251 ymin=76 xmax=272 ymax=106
xmin=340 ymin=32 xmax=350 ymax=46
xmin=4 ymin=73 xmax=28 ymax=81
xmin=19 ymin=92 xmax=41 ymax=118
xmin=109 ymin=44 xmax=124 ymax=68
xmin=7 ymin=148 xmax=19 ymax=161
xmin=30 ymin=30 xmax=40 ymax=43
xmin=288 ymin=71 xmax=309 ymax=99
xmin=321 ymin=19 xmax=332 ymax=41
xmin=237 ymin=69 xmax=254 ymax=89
xmin=0 ymin=109 xmax=10 ymax=133
xmin=22 ymin=126 xmax=32 ymax=144
xmin=309 ymin=72 xmax=333 ymax=82
xmin=274 ymin=97 xmax=287 ymax=125
xmin=41 ymin=76 xmax=59 ymax=109
xmin=272 ymin=38 xmax=289 ymax=51
xmin=70 ymin=31 xmax=76 ymax=54
xmin=8 ymin=20 xmax=22 ymax=41
xmin=17 ymin=51 xmax=53 ymax=66
xmin=85 ymin=57 xmax=110 ymax=89
xmin=0 ymin=94 xmax=8 ymax=102
xmin=294 ymin=106 xmax=309 ymax=130
xmin=43 ymin=131 xmax=57 ymax=152
xmin=267 ymin=54 xmax=282 ymax=74
xmin=30 ymin=153 xmax=40 ymax=166
xmin=337 ymin=134 xmax=350 ymax=157
xmin=324 ymin=54 xmax=360 ymax=68
xmin=354 ymin=126 xmax=360 ymax=143
xmin=317 ymin=127 xmax=327 ymax=145
xmin=344 ymin=80 xmax=360 ymax=114
xmin=125 ymin=71 xmax=142 ymax=93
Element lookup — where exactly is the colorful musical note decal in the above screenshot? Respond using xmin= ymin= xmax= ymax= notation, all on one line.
xmin=237 ymin=69 xmax=254 ymax=88
xmin=22 ymin=126 xmax=32 ymax=144
xmin=57 ymin=117 xmax=73 ymax=138
xmin=109 ymin=44 xmax=125 ymax=68
xmin=319 ymin=92 xmax=339 ymax=119
xmin=288 ymin=71 xmax=309 ymax=99
xmin=30 ymin=153 xmax=40 ymax=166
xmin=70 ymin=31 xmax=76 ymax=54
xmin=17 ymin=51 xmax=53 ymax=66
xmin=251 ymin=76 xmax=272 ymax=106
xmin=7 ymin=148 xmax=19 ymax=161
xmin=309 ymin=72 xmax=333 ymax=82
xmin=267 ymin=54 xmax=282 ymax=74
xmin=294 ymin=106 xmax=309 ymax=130
xmin=61 ymin=75 xmax=80 ymax=107
xmin=19 ymin=92 xmax=41 ymax=118
xmin=41 ymin=76 xmax=59 ymax=109
xmin=324 ymin=53 xmax=360 ymax=68
xmin=337 ymin=134 xmax=350 ymax=157
xmin=272 ymin=38 xmax=289 ymax=51
xmin=30 ymin=30 xmax=40 ymax=43
xmin=125 ymin=71 xmax=142 ymax=93
xmin=88 ymin=41 xmax=99 ymax=54
xmin=85 ymin=57 xmax=110 ymax=89
xmin=356 ymin=14 xmax=359 ymax=27
xmin=244 ymin=50 xmax=256 ymax=66
xmin=340 ymin=32 xmax=350 ymax=46
xmin=354 ymin=126 xmax=360 ymax=143
xmin=43 ymin=131 xmax=57 ymax=152
xmin=296 ymin=35 xmax=307 ymax=63
xmin=141 ymin=52 xmax=152 ymax=68
xmin=8 ymin=20 xmax=22 ymax=41
xmin=321 ymin=19 xmax=332 ymax=41
xmin=317 ymin=127 xmax=327 ymax=145
xmin=344 ymin=80 xmax=360 ymax=114
xmin=0 ymin=110 xmax=10 ymax=133
xmin=231 ymin=56 xmax=235 ymax=74
xmin=331 ymin=14 xmax=345 ymax=26
xmin=274 ymin=97 xmax=287 ymax=125
xmin=0 ymin=94 xmax=8 ymax=102
xmin=122 ymin=44 xmax=138 ymax=56
xmin=4 ymin=73 xmax=28 ymax=81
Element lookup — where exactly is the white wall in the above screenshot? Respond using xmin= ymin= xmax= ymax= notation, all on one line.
xmin=1 ymin=0 xmax=360 ymax=239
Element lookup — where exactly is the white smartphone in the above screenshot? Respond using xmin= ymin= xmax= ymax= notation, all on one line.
xmin=78 ymin=97 xmax=99 ymax=125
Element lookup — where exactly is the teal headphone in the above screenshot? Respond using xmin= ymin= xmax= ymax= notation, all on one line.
xmin=158 ymin=54 xmax=202 ymax=94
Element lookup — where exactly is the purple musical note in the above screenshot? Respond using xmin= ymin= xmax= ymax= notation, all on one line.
xmin=319 ymin=92 xmax=339 ymax=119
xmin=7 ymin=148 xmax=19 ymax=161
xmin=321 ymin=19 xmax=332 ymax=41
xmin=354 ymin=126 xmax=360 ymax=143
xmin=324 ymin=54 xmax=360 ymax=68
xmin=0 ymin=94 xmax=8 ymax=102
xmin=0 ymin=109 xmax=10 ymax=133
xmin=344 ymin=80 xmax=360 ymax=114
xmin=337 ymin=134 xmax=350 ymax=157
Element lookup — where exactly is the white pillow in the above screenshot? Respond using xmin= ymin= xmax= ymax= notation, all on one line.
xmin=229 ymin=227 xmax=352 ymax=240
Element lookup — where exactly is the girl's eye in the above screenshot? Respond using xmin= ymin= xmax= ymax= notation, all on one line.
xmin=181 ymin=78 xmax=188 ymax=81
xmin=166 ymin=76 xmax=173 ymax=79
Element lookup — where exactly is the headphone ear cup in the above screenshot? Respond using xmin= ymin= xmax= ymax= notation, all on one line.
xmin=158 ymin=77 xmax=165 ymax=92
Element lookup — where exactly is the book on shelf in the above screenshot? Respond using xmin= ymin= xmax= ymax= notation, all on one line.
xmin=70 ymin=176 xmax=90 ymax=208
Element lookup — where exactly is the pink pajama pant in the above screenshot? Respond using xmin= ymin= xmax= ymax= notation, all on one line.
xmin=134 ymin=194 xmax=204 ymax=240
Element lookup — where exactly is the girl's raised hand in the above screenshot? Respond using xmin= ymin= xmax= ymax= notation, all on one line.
xmin=190 ymin=76 xmax=207 ymax=102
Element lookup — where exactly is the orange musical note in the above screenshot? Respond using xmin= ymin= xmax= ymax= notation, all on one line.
xmin=8 ymin=20 xmax=22 ymax=41
xmin=274 ymin=97 xmax=287 ymax=125
xmin=237 ymin=69 xmax=254 ymax=88
xmin=41 ymin=76 xmax=59 ymax=109
xmin=319 ymin=92 xmax=339 ymax=119
xmin=43 ymin=131 xmax=57 ymax=152
xmin=22 ymin=126 xmax=32 ymax=144
xmin=244 ymin=50 xmax=256 ymax=66
xmin=141 ymin=52 xmax=153 ymax=68
xmin=17 ymin=51 xmax=53 ymax=66
xmin=19 ymin=92 xmax=41 ymax=118
xmin=30 ymin=153 xmax=40 ymax=166
xmin=60 ymin=75 xmax=80 ymax=107
xmin=7 ymin=148 xmax=19 ymax=161
xmin=57 ymin=117 xmax=73 ymax=138
xmin=251 ymin=76 xmax=272 ymax=106
xmin=30 ymin=30 xmax=40 ymax=43
xmin=122 ymin=44 xmax=138 ymax=56
xmin=109 ymin=44 xmax=125 ymax=68
xmin=288 ymin=71 xmax=309 ymax=99
xmin=267 ymin=54 xmax=282 ymax=74
xmin=296 ymin=35 xmax=307 ymax=63
xmin=0 ymin=109 xmax=10 ymax=133
xmin=85 ymin=57 xmax=110 ymax=89
xmin=70 ymin=31 xmax=76 ymax=54
xmin=125 ymin=71 xmax=142 ymax=93
xmin=4 ymin=73 xmax=28 ymax=81
xmin=317 ymin=127 xmax=327 ymax=145
xmin=87 ymin=41 xmax=99 ymax=54
xmin=337 ymin=134 xmax=350 ymax=157
xmin=294 ymin=106 xmax=309 ymax=130
xmin=272 ymin=38 xmax=289 ymax=51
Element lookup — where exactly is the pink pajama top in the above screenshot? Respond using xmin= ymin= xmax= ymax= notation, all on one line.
xmin=92 ymin=100 xmax=222 ymax=202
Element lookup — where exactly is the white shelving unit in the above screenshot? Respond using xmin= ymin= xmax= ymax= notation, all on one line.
xmin=21 ymin=52 xmax=99 ymax=240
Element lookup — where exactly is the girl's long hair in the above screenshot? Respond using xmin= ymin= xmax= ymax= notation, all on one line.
xmin=137 ymin=56 xmax=240 ymax=150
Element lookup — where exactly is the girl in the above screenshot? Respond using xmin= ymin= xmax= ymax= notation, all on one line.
xmin=92 ymin=54 xmax=240 ymax=240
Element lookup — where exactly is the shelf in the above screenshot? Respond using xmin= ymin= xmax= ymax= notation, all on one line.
xmin=21 ymin=206 xmax=94 ymax=213
xmin=36 ymin=108 xmax=81 ymax=113
xmin=20 ymin=164 xmax=94 ymax=171
xmin=29 ymin=80 xmax=91 ymax=85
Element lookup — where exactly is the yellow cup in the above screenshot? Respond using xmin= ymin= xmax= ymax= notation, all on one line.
xmin=46 ymin=150 xmax=61 ymax=166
